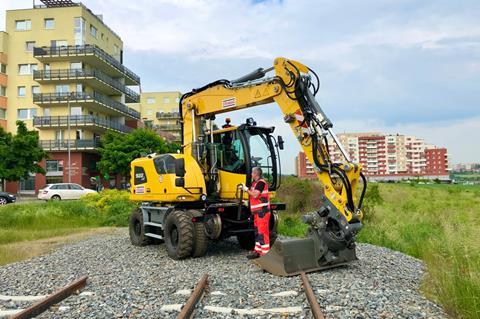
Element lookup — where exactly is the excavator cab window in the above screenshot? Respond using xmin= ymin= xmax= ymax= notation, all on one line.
xmin=154 ymin=154 xmax=176 ymax=174
xmin=244 ymin=127 xmax=279 ymax=191
xmin=213 ymin=130 xmax=246 ymax=174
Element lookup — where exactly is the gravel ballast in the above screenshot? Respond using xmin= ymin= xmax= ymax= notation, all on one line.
xmin=0 ymin=229 xmax=447 ymax=318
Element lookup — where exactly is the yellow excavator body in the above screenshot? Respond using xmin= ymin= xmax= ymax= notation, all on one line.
xmin=128 ymin=57 xmax=366 ymax=276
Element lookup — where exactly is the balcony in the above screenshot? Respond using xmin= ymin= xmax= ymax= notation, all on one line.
xmin=156 ymin=124 xmax=180 ymax=131
xmin=156 ymin=112 xmax=181 ymax=119
xmin=33 ymin=115 xmax=133 ymax=133
xmin=33 ymin=45 xmax=140 ymax=85
xmin=39 ymin=139 xmax=100 ymax=152
xmin=33 ymin=69 xmax=140 ymax=103
xmin=33 ymin=92 xmax=141 ymax=120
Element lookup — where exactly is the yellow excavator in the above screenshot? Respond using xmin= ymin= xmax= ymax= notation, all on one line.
xmin=128 ymin=57 xmax=366 ymax=276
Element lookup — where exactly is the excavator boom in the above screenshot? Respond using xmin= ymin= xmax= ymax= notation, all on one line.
xmin=179 ymin=57 xmax=366 ymax=275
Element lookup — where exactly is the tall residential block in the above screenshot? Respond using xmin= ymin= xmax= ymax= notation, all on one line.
xmin=131 ymin=91 xmax=182 ymax=143
xmin=0 ymin=31 xmax=7 ymax=130
xmin=2 ymin=0 xmax=141 ymax=193
xmin=325 ymin=132 xmax=450 ymax=181
xmin=294 ymin=151 xmax=316 ymax=179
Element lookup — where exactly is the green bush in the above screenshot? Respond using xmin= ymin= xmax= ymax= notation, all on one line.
xmin=81 ymin=189 xmax=137 ymax=226
xmin=362 ymin=183 xmax=383 ymax=221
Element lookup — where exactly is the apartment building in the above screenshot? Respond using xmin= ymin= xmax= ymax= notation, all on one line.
xmin=131 ymin=91 xmax=182 ymax=143
xmin=0 ymin=32 xmax=7 ymax=130
xmin=325 ymin=132 xmax=450 ymax=181
xmin=2 ymin=0 xmax=141 ymax=193
xmin=294 ymin=151 xmax=316 ymax=179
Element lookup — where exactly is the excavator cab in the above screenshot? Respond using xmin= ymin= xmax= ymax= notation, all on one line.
xmin=207 ymin=119 xmax=281 ymax=199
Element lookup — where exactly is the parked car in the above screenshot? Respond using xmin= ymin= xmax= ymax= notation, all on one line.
xmin=0 ymin=191 xmax=16 ymax=205
xmin=38 ymin=183 xmax=97 ymax=201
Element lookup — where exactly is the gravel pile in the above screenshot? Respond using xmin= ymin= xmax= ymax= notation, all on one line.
xmin=0 ymin=229 xmax=446 ymax=318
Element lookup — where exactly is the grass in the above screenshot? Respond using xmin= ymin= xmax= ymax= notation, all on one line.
xmin=275 ymin=177 xmax=480 ymax=319
xmin=0 ymin=228 xmax=115 ymax=266
xmin=0 ymin=190 xmax=136 ymax=265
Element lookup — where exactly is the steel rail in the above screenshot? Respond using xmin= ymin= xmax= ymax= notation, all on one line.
xmin=176 ymin=273 xmax=209 ymax=319
xmin=11 ymin=275 xmax=88 ymax=319
xmin=300 ymin=272 xmax=325 ymax=319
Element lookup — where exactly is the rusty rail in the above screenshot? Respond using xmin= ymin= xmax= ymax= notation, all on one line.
xmin=301 ymin=272 xmax=325 ymax=319
xmin=11 ymin=276 xmax=88 ymax=319
xmin=176 ymin=273 xmax=209 ymax=319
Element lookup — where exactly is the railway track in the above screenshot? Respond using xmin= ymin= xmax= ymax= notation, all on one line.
xmin=0 ymin=276 xmax=87 ymax=319
xmin=172 ymin=272 xmax=326 ymax=319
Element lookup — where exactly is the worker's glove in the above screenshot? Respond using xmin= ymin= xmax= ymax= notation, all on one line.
xmin=241 ymin=184 xmax=249 ymax=192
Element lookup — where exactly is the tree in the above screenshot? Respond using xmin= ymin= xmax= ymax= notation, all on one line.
xmin=0 ymin=121 xmax=48 ymax=187
xmin=97 ymin=129 xmax=179 ymax=182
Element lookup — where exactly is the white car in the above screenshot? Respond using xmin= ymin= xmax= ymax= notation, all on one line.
xmin=38 ymin=183 xmax=97 ymax=200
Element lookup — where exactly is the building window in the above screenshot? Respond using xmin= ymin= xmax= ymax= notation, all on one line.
xmin=0 ymin=64 xmax=5 ymax=73
xmin=26 ymin=41 xmax=35 ymax=51
xmin=146 ymin=97 xmax=155 ymax=104
xmin=51 ymin=40 xmax=67 ymax=47
xmin=44 ymin=18 xmax=55 ymax=29
xmin=18 ymin=86 xmax=26 ymax=97
xmin=18 ymin=64 xmax=37 ymax=75
xmin=175 ymin=97 xmax=180 ymax=103
xmin=74 ymin=17 xmax=86 ymax=45
xmin=146 ymin=109 xmax=153 ymax=116
xmin=32 ymin=86 xmax=40 ymax=95
xmin=0 ymin=109 xmax=5 ymax=119
xmin=70 ymin=62 xmax=82 ymax=70
xmin=55 ymin=84 xmax=70 ymax=94
xmin=163 ymin=97 xmax=170 ymax=104
xmin=46 ymin=160 xmax=63 ymax=172
xmin=90 ymin=25 xmax=97 ymax=38
xmin=18 ymin=64 xmax=29 ymax=75
xmin=18 ymin=109 xmax=29 ymax=120
xmin=0 ymin=86 xmax=6 ymax=96
xmin=15 ymin=20 xmax=31 ymax=31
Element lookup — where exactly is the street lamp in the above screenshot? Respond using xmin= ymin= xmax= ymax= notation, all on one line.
xmin=67 ymin=91 xmax=75 ymax=183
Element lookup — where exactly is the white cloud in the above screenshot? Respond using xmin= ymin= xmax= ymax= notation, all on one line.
xmin=1 ymin=0 xmax=478 ymax=169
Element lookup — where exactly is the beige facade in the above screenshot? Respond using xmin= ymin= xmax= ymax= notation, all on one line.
xmin=131 ymin=91 xmax=182 ymax=143
xmin=2 ymin=1 xmax=141 ymax=193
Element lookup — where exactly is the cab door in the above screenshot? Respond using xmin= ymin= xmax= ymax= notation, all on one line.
xmin=213 ymin=129 xmax=248 ymax=199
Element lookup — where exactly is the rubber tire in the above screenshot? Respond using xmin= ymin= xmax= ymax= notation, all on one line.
xmin=0 ymin=197 xmax=7 ymax=205
xmin=129 ymin=208 xmax=151 ymax=246
xmin=187 ymin=210 xmax=209 ymax=257
xmin=164 ymin=210 xmax=194 ymax=259
xmin=269 ymin=212 xmax=278 ymax=247
xmin=51 ymin=195 xmax=61 ymax=201
xmin=237 ymin=232 xmax=255 ymax=250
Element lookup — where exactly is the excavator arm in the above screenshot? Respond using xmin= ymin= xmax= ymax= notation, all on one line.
xmin=180 ymin=57 xmax=367 ymax=275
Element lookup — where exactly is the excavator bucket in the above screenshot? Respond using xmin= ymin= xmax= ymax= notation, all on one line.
xmin=253 ymin=238 xmax=357 ymax=276
xmin=253 ymin=212 xmax=361 ymax=276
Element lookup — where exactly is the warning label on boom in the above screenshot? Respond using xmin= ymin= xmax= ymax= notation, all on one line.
xmin=221 ymin=97 xmax=236 ymax=108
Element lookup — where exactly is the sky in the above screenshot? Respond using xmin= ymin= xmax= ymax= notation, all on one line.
xmin=1 ymin=0 xmax=479 ymax=173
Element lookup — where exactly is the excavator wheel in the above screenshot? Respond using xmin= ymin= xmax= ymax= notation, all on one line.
xmin=269 ymin=211 xmax=279 ymax=247
xmin=129 ymin=208 xmax=151 ymax=246
xmin=187 ymin=210 xmax=209 ymax=258
xmin=164 ymin=210 xmax=194 ymax=259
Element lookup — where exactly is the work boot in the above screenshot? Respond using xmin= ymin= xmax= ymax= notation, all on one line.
xmin=247 ymin=252 xmax=260 ymax=260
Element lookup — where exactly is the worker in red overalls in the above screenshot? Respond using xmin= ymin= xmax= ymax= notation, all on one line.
xmin=242 ymin=167 xmax=270 ymax=259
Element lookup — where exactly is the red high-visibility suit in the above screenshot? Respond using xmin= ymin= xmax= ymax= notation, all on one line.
xmin=249 ymin=178 xmax=270 ymax=256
